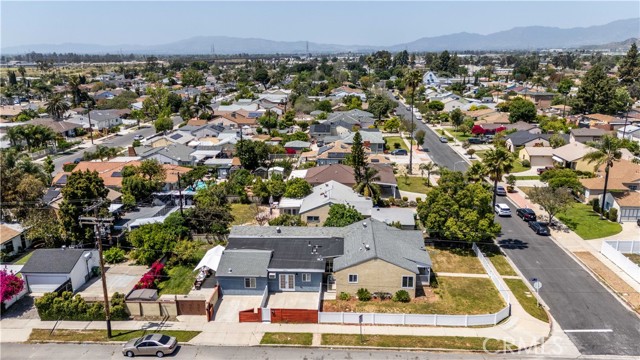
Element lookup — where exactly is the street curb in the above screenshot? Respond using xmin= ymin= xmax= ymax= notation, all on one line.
xmin=259 ymin=343 xmax=524 ymax=354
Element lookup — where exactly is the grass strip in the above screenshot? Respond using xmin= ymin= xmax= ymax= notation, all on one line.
xmin=260 ymin=332 xmax=313 ymax=345
xmin=29 ymin=329 xmax=200 ymax=343
xmin=504 ymin=279 xmax=549 ymax=323
xmin=322 ymin=333 xmax=516 ymax=351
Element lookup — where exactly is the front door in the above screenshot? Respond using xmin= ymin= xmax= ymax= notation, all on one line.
xmin=279 ymin=274 xmax=295 ymax=291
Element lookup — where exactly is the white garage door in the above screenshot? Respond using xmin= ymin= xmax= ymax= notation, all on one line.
xmin=25 ymin=274 xmax=68 ymax=293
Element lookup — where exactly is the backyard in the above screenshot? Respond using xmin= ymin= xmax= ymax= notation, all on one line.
xmin=396 ymin=175 xmax=432 ymax=194
xmin=323 ymin=277 xmax=504 ymax=315
xmin=157 ymin=265 xmax=197 ymax=295
xmin=384 ymin=136 xmax=409 ymax=151
xmin=557 ymin=203 xmax=622 ymax=240
xmin=427 ymin=246 xmax=484 ymax=274
xmin=231 ymin=203 xmax=258 ymax=226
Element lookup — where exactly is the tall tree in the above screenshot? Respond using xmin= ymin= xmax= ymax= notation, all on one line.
xmin=508 ymin=98 xmax=536 ymax=123
xmin=353 ymin=167 xmax=381 ymax=201
xmin=59 ymin=170 xmax=109 ymax=245
xmin=449 ymin=108 xmax=464 ymax=129
xmin=236 ymin=139 xmax=269 ymax=171
xmin=483 ymin=147 xmax=515 ymax=208
xmin=618 ymin=43 xmax=639 ymax=86
xmin=583 ymin=135 xmax=623 ymax=217
xmin=46 ymin=94 xmax=70 ymax=120
xmin=574 ymin=64 xmax=618 ymax=115
xmin=405 ymin=68 xmax=422 ymax=174
xmin=557 ymin=78 xmax=573 ymax=118
xmin=324 ymin=204 xmax=364 ymax=227
xmin=528 ymin=186 xmax=574 ymax=224
xmin=350 ymin=132 xmax=366 ymax=184
xmin=419 ymin=161 xmax=439 ymax=187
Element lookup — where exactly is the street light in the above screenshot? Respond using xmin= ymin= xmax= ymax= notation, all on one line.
xmin=453 ymin=160 xmax=466 ymax=172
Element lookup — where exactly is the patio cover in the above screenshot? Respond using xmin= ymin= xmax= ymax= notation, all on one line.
xmin=194 ymin=245 xmax=225 ymax=272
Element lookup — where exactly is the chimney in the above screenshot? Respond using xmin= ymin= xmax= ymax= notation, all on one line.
xmin=128 ymin=146 xmax=136 ymax=156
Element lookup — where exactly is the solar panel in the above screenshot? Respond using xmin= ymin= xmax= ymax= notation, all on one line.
xmin=111 ymin=172 xmax=122 ymax=177
xmin=56 ymin=174 xmax=68 ymax=184
xmin=170 ymin=133 xmax=183 ymax=140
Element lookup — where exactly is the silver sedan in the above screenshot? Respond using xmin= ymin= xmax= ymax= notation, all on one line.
xmin=122 ymin=334 xmax=177 ymax=358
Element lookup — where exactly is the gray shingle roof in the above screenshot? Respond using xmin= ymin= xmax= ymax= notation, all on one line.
xmin=217 ymin=249 xmax=272 ymax=277
xmin=20 ymin=249 xmax=89 ymax=274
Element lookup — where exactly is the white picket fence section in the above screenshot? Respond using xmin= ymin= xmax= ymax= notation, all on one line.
xmin=472 ymin=243 xmax=511 ymax=304
xmin=318 ymin=243 xmax=512 ymax=326
xmin=601 ymin=241 xmax=640 ymax=283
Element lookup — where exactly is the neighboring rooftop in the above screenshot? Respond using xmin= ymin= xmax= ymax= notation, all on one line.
xmin=20 ymin=248 xmax=90 ymax=274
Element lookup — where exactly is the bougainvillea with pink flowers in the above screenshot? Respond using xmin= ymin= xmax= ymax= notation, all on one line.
xmin=0 ymin=269 xmax=25 ymax=302
xmin=134 ymin=261 xmax=165 ymax=290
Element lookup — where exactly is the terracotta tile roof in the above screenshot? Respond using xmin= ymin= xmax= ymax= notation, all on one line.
xmin=213 ymin=111 xmax=257 ymax=126
xmin=580 ymin=159 xmax=640 ymax=191
xmin=304 ymin=164 xmax=396 ymax=187
xmin=476 ymin=112 xmax=510 ymax=124
xmin=586 ymin=113 xmax=617 ymax=124
xmin=187 ymin=118 xmax=208 ymax=126
xmin=613 ymin=191 xmax=640 ymax=207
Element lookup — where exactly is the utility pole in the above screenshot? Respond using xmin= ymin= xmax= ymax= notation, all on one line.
xmin=79 ymin=215 xmax=114 ymax=338
xmin=177 ymin=172 xmax=184 ymax=216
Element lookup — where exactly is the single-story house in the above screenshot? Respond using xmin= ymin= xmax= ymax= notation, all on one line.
xmin=519 ymin=146 xmax=555 ymax=167
xmin=331 ymin=86 xmax=367 ymax=101
xmin=216 ymin=219 xmax=430 ymax=297
xmin=0 ymin=223 xmax=29 ymax=257
xmin=580 ymin=159 xmax=640 ymax=201
xmin=504 ymin=131 xmax=565 ymax=152
xmin=570 ymin=128 xmax=607 ymax=144
xmin=20 ymin=248 xmax=100 ymax=293
xmin=133 ymin=143 xmax=196 ymax=166
xmin=552 ymin=142 xmax=597 ymax=172
xmin=297 ymin=164 xmax=398 ymax=198
xmin=284 ymin=140 xmax=311 ymax=154
xmin=342 ymin=130 xmax=385 ymax=154
xmin=617 ymin=125 xmax=640 ymax=144
xmin=599 ymin=191 xmax=640 ymax=223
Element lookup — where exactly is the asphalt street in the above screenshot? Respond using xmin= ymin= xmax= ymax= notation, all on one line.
xmin=385 ymin=90 xmax=640 ymax=356
xmin=0 ymin=343 xmax=610 ymax=360
xmin=50 ymin=117 xmax=183 ymax=173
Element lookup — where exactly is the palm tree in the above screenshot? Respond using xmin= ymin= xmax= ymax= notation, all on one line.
xmin=404 ymin=68 xmax=423 ymax=174
xmin=584 ymin=135 xmax=623 ymax=218
xmin=354 ymin=166 xmax=381 ymax=201
xmin=46 ymin=94 xmax=70 ymax=120
xmin=483 ymin=147 xmax=515 ymax=208
xmin=465 ymin=162 xmax=489 ymax=183
xmin=67 ymin=75 xmax=82 ymax=106
xmin=3 ymin=126 xmax=24 ymax=148
xmin=196 ymin=93 xmax=213 ymax=118
xmin=419 ymin=162 xmax=439 ymax=187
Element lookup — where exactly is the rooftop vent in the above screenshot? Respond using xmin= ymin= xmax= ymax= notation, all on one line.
xmin=276 ymin=227 xmax=281 ymax=233
xmin=364 ymin=244 xmax=370 ymax=250
xmin=362 ymin=222 xmax=367 ymax=228
xmin=228 ymin=268 xmax=232 ymax=273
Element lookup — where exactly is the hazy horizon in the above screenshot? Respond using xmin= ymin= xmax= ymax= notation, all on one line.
xmin=1 ymin=1 xmax=639 ymax=48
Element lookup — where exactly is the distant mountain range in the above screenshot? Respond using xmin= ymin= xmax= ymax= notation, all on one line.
xmin=3 ymin=18 xmax=638 ymax=55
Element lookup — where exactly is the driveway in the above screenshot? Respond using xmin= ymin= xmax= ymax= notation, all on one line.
xmin=212 ymin=295 xmax=263 ymax=323
xmin=76 ymin=262 xmax=147 ymax=301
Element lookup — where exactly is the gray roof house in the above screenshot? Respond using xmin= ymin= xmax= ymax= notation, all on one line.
xmin=341 ymin=130 xmax=385 ymax=153
xmin=134 ymin=143 xmax=196 ymax=166
xmin=20 ymin=248 xmax=100 ymax=294
xmin=216 ymin=219 xmax=430 ymax=297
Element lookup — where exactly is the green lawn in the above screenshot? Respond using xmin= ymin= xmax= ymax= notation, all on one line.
xmin=504 ymin=279 xmax=549 ymax=323
xmin=322 ymin=334 xmax=515 ymax=351
xmin=474 ymin=150 xmax=488 ymax=160
xmin=557 ymin=203 xmax=622 ymax=240
xmin=427 ymin=246 xmax=485 ymax=274
xmin=231 ymin=203 xmax=257 ymax=225
xmin=325 ymin=277 xmax=504 ymax=315
xmin=479 ymin=244 xmax=517 ymax=276
xmin=260 ymin=332 xmax=312 ymax=345
xmin=384 ymin=136 xmax=409 ymax=151
xmin=395 ymin=176 xmax=432 ymax=194
xmin=449 ymin=130 xmax=473 ymax=142
xmin=29 ymin=329 xmax=200 ymax=343
xmin=508 ymin=160 xmax=531 ymax=174
xmin=12 ymin=251 xmax=34 ymax=265
xmin=157 ymin=265 xmax=197 ymax=295
xmin=514 ymin=175 xmax=540 ymax=180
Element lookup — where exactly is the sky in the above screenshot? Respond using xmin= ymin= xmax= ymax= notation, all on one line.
xmin=1 ymin=1 xmax=639 ymax=48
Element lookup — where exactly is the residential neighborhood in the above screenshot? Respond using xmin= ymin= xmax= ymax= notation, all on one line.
xmin=1 ymin=2 xmax=640 ymax=359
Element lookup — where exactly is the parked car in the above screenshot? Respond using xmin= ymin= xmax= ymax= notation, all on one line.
xmin=406 ymin=106 xmax=411 ymax=111
xmin=529 ymin=221 xmax=550 ymax=236
xmin=122 ymin=334 xmax=178 ymax=358
xmin=468 ymin=137 xmax=486 ymax=144
xmin=516 ymin=208 xmax=537 ymax=221
xmin=439 ymin=136 xmax=448 ymax=143
xmin=495 ymin=186 xmax=507 ymax=196
xmin=133 ymin=134 xmax=145 ymax=141
xmin=390 ymin=149 xmax=408 ymax=156
xmin=73 ymin=157 xmax=83 ymax=164
xmin=494 ymin=203 xmax=511 ymax=216
xmin=537 ymin=166 xmax=555 ymax=175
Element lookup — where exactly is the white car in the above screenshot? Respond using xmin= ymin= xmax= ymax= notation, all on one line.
xmin=133 ymin=135 xmax=144 ymax=141
xmin=494 ymin=203 xmax=511 ymax=217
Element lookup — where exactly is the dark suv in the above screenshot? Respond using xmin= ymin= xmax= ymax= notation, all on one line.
xmin=468 ymin=137 xmax=486 ymax=144
xmin=516 ymin=208 xmax=537 ymax=221
xmin=529 ymin=221 xmax=550 ymax=236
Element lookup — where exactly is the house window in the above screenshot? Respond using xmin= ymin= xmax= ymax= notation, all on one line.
xmin=402 ymin=276 xmax=414 ymax=288
xmin=244 ymin=277 xmax=256 ymax=289
xmin=302 ymin=273 xmax=311 ymax=282
xmin=348 ymin=274 xmax=358 ymax=283
xmin=268 ymin=273 xmax=276 ymax=279
xmin=306 ymin=216 xmax=320 ymax=223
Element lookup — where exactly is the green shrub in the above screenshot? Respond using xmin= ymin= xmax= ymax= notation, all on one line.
xmin=35 ymin=291 xmax=129 ymax=321
xmin=402 ymin=196 xmax=408 ymax=202
xmin=608 ymin=208 xmax=618 ymax=222
xmin=103 ymin=247 xmax=126 ymax=264
xmin=591 ymin=198 xmax=600 ymax=213
xmin=356 ymin=288 xmax=371 ymax=302
xmin=338 ymin=292 xmax=351 ymax=301
xmin=62 ymin=163 xmax=77 ymax=172
xmin=521 ymin=159 xmax=531 ymax=168
xmin=393 ymin=290 xmax=411 ymax=303
xmin=393 ymin=142 xmax=401 ymax=149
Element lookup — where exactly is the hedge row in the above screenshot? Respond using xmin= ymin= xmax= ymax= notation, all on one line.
xmin=35 ymin=291 xmax=129 ymax=321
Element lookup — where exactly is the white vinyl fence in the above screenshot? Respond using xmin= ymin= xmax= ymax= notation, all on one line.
xmin=318 ymin=243 xmax=512 ymax=326
xmin=601 ymin=241 xmax=640 ymax=283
